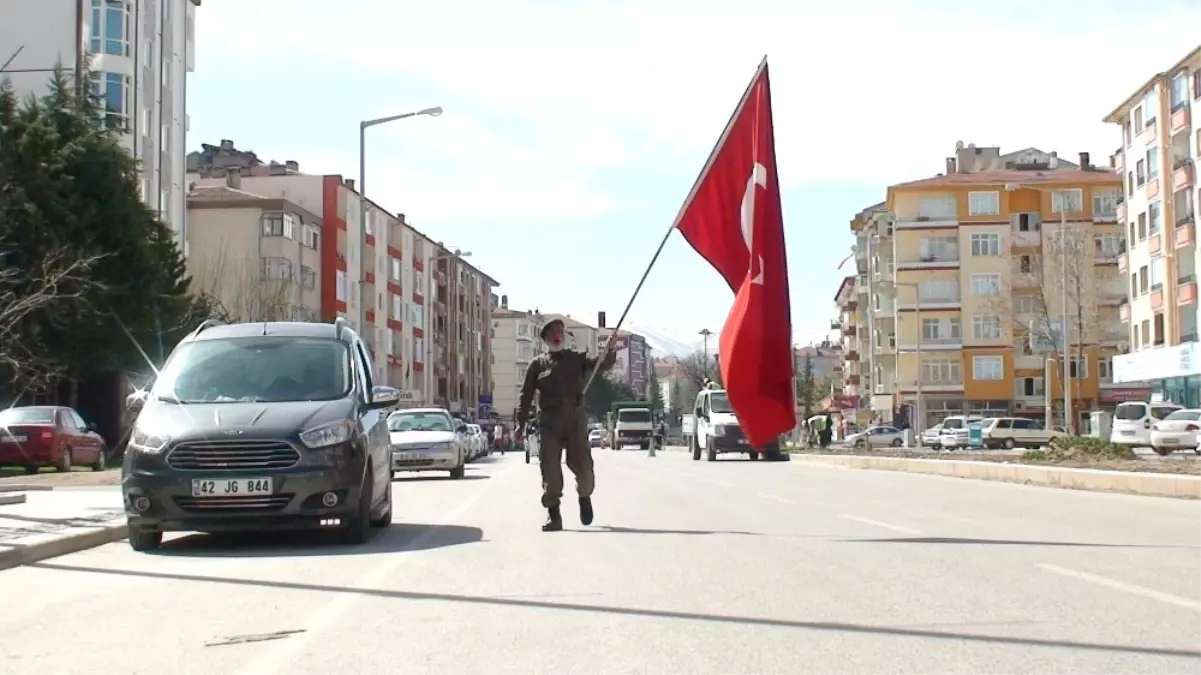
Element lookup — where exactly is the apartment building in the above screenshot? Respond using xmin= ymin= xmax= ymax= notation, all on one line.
xmin=1107 ymin=46 xmax=1201 ymax=406
xmin=832 ymin=276 xmax=864 ymax=408
xmin=850 ymin=153 xmax=1129 ymax=431
xmin=186 ymin=159 xmax=498 ymax=416
xmin=489 ymin=304 xmax=544 ymax=420
xmin=0 ymin=0 xmax=199 ymax=245
xmin=597 ymin=329 xmax=651 ymax=398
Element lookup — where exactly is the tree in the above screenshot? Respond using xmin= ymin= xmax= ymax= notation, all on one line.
xmin=667 ymin=378 xmax=684 ymax=422
xmin=647 ymin=366 xmax=663 ymax=416
xmin=192 ymin=248 xmax=299 ymax=323
xmin=0 ymin=67 xmax=198 ymax=389
xmin=795 ymin=352 xmax=816 ymax=420
xmin=585 ymin=373 xmax=636 ymax=420
xmin=1003 ymin=224 xmax=1121 ymax=433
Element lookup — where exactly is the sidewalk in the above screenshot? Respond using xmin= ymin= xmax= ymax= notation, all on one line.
xmin=0 ymin=486 xmax=127 ymax=570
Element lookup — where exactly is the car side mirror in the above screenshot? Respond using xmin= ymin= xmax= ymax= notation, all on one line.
xmin=125 ymin=391 xmax=147 ymax=411
xmin=368 ymin=386 xmax=400 ymax=410
xmin=456 ymin=425 xmax=469 ymax=434
xmin=86 ymin=422 xmax=98 ymax=432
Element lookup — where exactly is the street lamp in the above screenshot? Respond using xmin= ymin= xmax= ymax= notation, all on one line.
xmin=1006 ymin=183 xmax=1071 ymax=432
xmin=356 ymin=106 xmax=443 ymax=330
xmin=698 ymin=328 xmax=713 ymax=380
xmin=876 ymin=280 xmax=922 ymax=445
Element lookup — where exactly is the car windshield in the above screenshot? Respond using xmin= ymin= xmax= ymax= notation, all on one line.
xmin=0 ymin=408 xmax=55 ymax=425
xmin=389 ymin=412 xmax=453 ymax=432
xmin=618 ymin=409 xmax=652 ymax=423
xmin=1114 ymin=403 xmax=1147 ymax=420
xmin=152 ymin=337 xmax=352 ymax=404
xmin=709 ymin=393 xmax=734 ymax=413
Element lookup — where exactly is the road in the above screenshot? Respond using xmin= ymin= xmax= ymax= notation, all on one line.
xmin=0 ymin=451 xmax=1198 ymax=674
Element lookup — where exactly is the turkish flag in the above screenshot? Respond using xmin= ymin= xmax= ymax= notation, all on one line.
xmin=675 ymin=58 xmax=794 ymax=448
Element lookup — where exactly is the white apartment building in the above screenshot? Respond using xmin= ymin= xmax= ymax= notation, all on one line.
xmin=0 ymin=0 xmax=198 ymax=246
xmin=490 ymin=305 xmax=544 ymax=420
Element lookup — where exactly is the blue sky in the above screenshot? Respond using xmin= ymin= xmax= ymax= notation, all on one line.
xmin=189 ymin=0 xmax=1201 ymax=349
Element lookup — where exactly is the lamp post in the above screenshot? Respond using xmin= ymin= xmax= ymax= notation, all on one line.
xmin=877 ymin=280 xmax=922 ymax=446
xmin=698 ymin=328 xmax=713 ymax=381
xmin=356 ymin=106 xmax=442 ymax=332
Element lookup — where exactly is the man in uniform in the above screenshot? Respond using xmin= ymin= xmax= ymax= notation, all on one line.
xmin=514 ymin=319 xmax=618 ymax=532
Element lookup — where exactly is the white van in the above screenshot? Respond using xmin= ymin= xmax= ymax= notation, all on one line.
xmin=1110 ymin=401 xmax=1183 ymax=450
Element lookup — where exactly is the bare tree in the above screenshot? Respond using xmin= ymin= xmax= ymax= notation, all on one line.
xmin=191 ymin=248 xmax=300 ymax=323
xmin=0 ymin=248 xmax=103 ymax=391
xmin=1003 ymin=225 xmax=1120 ymax=430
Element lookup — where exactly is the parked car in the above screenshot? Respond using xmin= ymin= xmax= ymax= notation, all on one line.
xmin=937 ymin=415 xmax=986 ymax=450
xmin=1111 ymin=401 xmax=1183 ymax=450
xmin=121 ymin=318 xmax=399 ymax=552
xmin=1151 ymin=408 xmax=1201 ymax=456
xmin=466 ymin=423 xmax=487 ymax=458
xmin=389 ymin=408 xmax=469 ymax=478
xmin=846 ymin=425 xmax=905 ymax=449
xmin=588 ymin=429 xmax=604 ymax=449
xmin=979 ymin=417 xmax=1066 ymax=449
xmin=920 ymin=424 xmax=943 ymax=450
xmin=0 ymin=406 xmax=108 ymax=473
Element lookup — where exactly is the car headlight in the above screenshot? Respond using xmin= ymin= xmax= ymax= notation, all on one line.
xmin=299 ymin=420 xmax=354 ymax=449
xmin=432 ymin=442 xmax=453 ymax=452
xmin=129 ymin=427 xmax=171 ymax=454
xmin=712 ymin=425 xmax=726 ymax=436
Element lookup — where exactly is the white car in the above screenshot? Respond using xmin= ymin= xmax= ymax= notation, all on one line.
xmin=846 ymin=425 xmax=905 ymax=449
xmin=938 ymin=415 xmax=986 ymax=450
xmin=921 ymin=424 xmax=943 ymax=449
xmin=387 ymin=408 xmax=468 ymax=479
xmin=466 ymin=423 xmax=486 ymax=458
xmin=1150 ymin=408 xmax=1201 ymax=456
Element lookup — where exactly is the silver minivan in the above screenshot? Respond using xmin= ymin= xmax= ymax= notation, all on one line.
xmin=937 ymin=415 xmax=985 ymax=450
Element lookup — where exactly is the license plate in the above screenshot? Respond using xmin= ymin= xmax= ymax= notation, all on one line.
xmin=191 ymin=477 xmax=272 ymax=497
xmin=737 ymin=439 xmax=747 ymax=444
xmin=1161 ymin=437 xmax=1179 ymax=444
xmin=1 ymin=435 xmax=26 ymax=442
xmin=394 ymin=452 xmax=426 ymax=460
xmin=1120 ymin=430 xmax=1135 ymax=436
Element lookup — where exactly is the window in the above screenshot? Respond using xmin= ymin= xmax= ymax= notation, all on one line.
xmin=1011 ymin=213 xmax=1040 ymax=232
xmin=1138 ymin=265 xmax=1149 ymax=294
xmin=1136 ymin=160 xmax=1147 ymax=185
xmin=391 ymin=293 xmax=402 ymax=319
xmin=970 ymin=274 xmax=1001 ymax=296
xmin=968 ymin=191 xmax=1000 ymax=216
xmin=917 ymin=196 xmax=957 ymax=220
xmin=1092 ymin=189 xmax=1119 ymax=219
xmin=917 ymin=278 xmax=957 ymax=301
xmin=140 ymin=106 xmax=149 ymax=135
xmin=970 ymin=232 xmax=1001 ymax=256
xmin=921 ymin=318 xmax=961 ymax=341
xmin=161 ymin=61 xmax=169 ymax=88
xmin=918 ymin=237 xmax=957 ymax=261
xmin=1017 ymin=377 xmax=1045 ymax=396
xmin=300 ymin=266 xmax=316 ymax=289
xmin=1149 ymin=201 xmax=1162 ymax=234
xmin=972 ymin=356 xmax=1004 ymax=381
xmin=972 ymin=315 xmax=1002 ymax=339
xmin=335 ymin=270 xmax=347 ymax=301
xmin=1095 ymin=235 xmax=1122 ymax=257
xmin=1069 ymin=356 xmax=1088 ymax=379
xmin=1019 ymin=255 xmax=1033 ymax=273
xmin=410 ymin=303 xmax=424 ymax=327
xmin=1142 ymin=89 xmax=1157 ymax=128
xmin=364 ymin=210 xmax=374 ymax=236
xmin=1099 ymin=356 xmax=1113 ymax=383
xmin=260 ymin=213 xmax=296 ymax=238
xmin=1171 ymin=72 xmax=1189 ymax=110
xmin=414 ymin=272 xmax=426 ymax=295
xmin=413 ymin=338 xmax=425 ymax=363
xmin=302 ymin=226 xmax=319 ymax=249
xmin=1134 ymin=106 xmax=1144 ymax=130
xmin=261 ymin=257 xmax=293 ymax=280
xmin=91 ymin=72 xmax=130 ymax=121
xmin=90 ymin=0 xmax=131 ymax=56
xmin=920 ymin=359 xmax=961 ymax=384
xmin=390 ymin=257 xmax=401 ymax=281
xmin=1147 ymin=147 xmax=1160 ymax=181
xmin=1016 ymin=296 xmax=1038 ymax=315
xmin=1138 ymin=211 xmax=1147 ymax=239
xmin=1051 ymin=189 xmax=1083 ymax=213
xmin=1150 ymin=255 xmax=1164 ymax=290
xmin=1194 ymin=70 xmax=1201 ymax=101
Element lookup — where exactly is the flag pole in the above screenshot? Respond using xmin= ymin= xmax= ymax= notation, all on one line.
xmin=582 ymin=55 xmax=770 ymax=398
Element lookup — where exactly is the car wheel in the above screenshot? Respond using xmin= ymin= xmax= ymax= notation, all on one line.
xmin=56 ymin=447 xmax=73 ymax=473
xmin=690 ymin=435 xmax=701 ymax=461
xmin=370 ymin=480 xmax=392 ymax=527
xmin=340 ymin=469 xmax=374 ymax=545
xmin=890 ymin=438 xmax=903 ymax=447
xmin=857 ymin=439 xmax=870 ymax=451
xmin=23 ymin=464 xmax=37 ymax=475
xmin=449 ymin=465 xmax=466 ymax=479
xmin=127 ymin=525 xmax=162 ymax=552
xmin=1003 ymin=438 xmax=1016 ymax=450
xmin=91 ymin=448 xmax=107 ymax=471
xmin=706 ymin=445 xmax=717 ymax=461
xmin=749 ymin=451 xmax=760 ymax=461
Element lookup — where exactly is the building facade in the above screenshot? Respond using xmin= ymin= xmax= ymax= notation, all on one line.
xmin=489 ymin=304 xmax=544 ymax=420
xmin=1108 ymin=46 xmax=1201 ymax=406
xmin=186 ymin=164 xmax=498 ymax=417
xmin=847 ymin=149 xmax=1130 ymax=431
xmin=598 ymin=329 xmax=650 ymax=398
xmin=0 ymin=0 xmax=198 ymax=246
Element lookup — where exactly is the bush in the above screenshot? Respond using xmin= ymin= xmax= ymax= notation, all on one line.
xmin=1021 ymin=435 xmax=1137 ymax=462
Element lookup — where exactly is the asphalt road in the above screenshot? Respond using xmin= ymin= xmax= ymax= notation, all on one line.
xmin=0 ymin=451 xmax=1198 ymax=675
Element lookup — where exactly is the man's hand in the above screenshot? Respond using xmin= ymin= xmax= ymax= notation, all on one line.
xmin=513 ymin=427 xmax=525 ymax=443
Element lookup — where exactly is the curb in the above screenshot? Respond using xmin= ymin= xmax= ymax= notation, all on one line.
xmin=0 ymin=520 xmax=128 ymax=571
xmin=792 ymin=454 xmax=1201 ymax=499
xmin=0 ymin=484 xmax=54 ymax=493
xmin=0 ymin=494 xmax=27 ymax=506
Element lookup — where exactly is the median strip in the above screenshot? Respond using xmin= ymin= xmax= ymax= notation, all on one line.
xmin=0 ymin=519 xmax=128 ymax=571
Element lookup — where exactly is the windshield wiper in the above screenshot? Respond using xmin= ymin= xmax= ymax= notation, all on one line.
xmin=155 ymin=393 xmax=183 ymax=404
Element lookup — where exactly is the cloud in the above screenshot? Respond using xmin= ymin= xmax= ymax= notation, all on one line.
xmin=198 ymin=0 xmax=1201 ymax=209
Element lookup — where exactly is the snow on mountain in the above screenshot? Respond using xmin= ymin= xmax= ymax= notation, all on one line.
xmin=627 ymin=324 xmax=838 ymax=357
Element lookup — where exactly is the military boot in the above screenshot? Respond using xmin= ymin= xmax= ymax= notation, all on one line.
xmin=579 ymin=497 xmax=594 ymax=526
xmin=542 ymin=505 xmax=563 ymax=532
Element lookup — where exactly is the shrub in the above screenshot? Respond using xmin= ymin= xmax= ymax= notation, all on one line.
xmin=1021 ymin=435 xmax=1137 ymax=462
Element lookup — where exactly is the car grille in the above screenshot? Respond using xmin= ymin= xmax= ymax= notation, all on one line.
xmin=723 ymin=426 xmax=745 ymax=441
xmin=174 ymin=494 xmax=293 ymax=511
xmin=166 ymin=440 xmax=301 ymax=471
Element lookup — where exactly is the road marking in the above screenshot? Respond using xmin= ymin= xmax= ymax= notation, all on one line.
xmin=1037 ymin=564 xmax=1201 ymax=613
xmin=233 ymin=463 xmax=515 ymax=675
xmin=757 ymin=492 xmax=792 ymax=504
xmin=839 ymin=514 xmax=921 ymax=535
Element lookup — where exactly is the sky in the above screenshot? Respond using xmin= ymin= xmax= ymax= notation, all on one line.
xmin=189 ymin=0 xmax=1201 ymax=349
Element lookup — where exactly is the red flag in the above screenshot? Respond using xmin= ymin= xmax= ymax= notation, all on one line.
xmin=675 ymin=57 xmax=794 ymax=448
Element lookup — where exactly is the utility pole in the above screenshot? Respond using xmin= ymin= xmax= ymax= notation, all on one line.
xmin=1058 ymin=206 xmax=1072 ymax=433
xmin=698 ymin=328 xmax=713 ymax=381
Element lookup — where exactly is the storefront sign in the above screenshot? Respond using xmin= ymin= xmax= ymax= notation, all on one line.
xmin=1113 ymin=342 xmax=1200 ymax=383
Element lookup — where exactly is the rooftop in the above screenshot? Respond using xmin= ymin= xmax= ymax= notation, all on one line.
xmin=889 ymin=168 xmax=1120 ymax=192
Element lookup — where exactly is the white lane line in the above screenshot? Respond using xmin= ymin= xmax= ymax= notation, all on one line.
xmin=234 ymin=463 xmax=516 ymax=675
xmin=757 ymin=492 xmax=793 ymax=504
xmin=1037 ymin=563 xmax=1201 ymax=613
xmin=839 ymin=514 xmax=921 ymax=535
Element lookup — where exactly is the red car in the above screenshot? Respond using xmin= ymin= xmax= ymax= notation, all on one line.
xmin=0 ymin=406 xmax=108 ymax=473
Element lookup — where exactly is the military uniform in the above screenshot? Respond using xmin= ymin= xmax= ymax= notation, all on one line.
xmin=516 ymin=327 xmax=617 ymax=530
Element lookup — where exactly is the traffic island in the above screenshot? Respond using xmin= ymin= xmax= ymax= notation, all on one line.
xmin=0 ymin=519 xmax=128 ymax=571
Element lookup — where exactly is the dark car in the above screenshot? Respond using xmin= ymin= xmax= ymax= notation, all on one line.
xmin=121 ymin=318 xmax=399 ymax=552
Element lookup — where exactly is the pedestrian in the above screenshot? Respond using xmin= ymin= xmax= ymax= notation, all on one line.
xmin=514 ymin=319 xmax=619 ymax=532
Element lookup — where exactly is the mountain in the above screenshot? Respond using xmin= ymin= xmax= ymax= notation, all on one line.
xmin=627 ymin=324 xmax=838 ymax=357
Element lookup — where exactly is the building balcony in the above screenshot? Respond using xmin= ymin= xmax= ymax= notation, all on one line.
xmin=842 ymin=324 xmax=857 ymax=336
xmin=895 ymin=215 xmax=958 ymax=230
xmin=897 ymin=336 xmax=962 ymax=352
xmin=922 ymin=382 xmax=965 ymax=393
xmin=829 ymin=319 xmax=841 ymax=330
xmin=1098 ymin=290 xmax=1126 ymax=306
xmin=845 ymin=351 xmax=860 ymax=361
xmin=1118 ymin=252 xmax=1128 ymax=273
xmin=857 ymin=275 xmax=869 ymax=293
xmin=1177 ymin=221 xmax=1196 ymax=248
xmin=896 ymin=253 xmax=960 ymax=270
xmin=1119 ymin=302 xmax=1130 ymax=322
xmin=1151 ymin=287 xmax=1164 ymax=310
xmin=1137 ymin=123 xmax=1157 ymax=147
xmin=1179 ymin=277 xmax=1198 ymax=306
xmin=845 ymin=374 xmax=861 ymax=386
xmin=898 ymin=295 xmax=961 ymax=311
xmin=1149 ymin=234 xmax=1163 ymax=255
xmin=1171 ymin=104 xmax=1191 ymax=136
xmin=1174 ymin=159 xmax=1195 ymax=190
